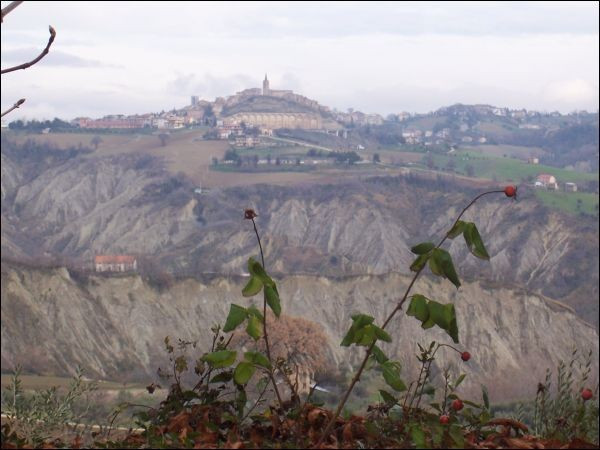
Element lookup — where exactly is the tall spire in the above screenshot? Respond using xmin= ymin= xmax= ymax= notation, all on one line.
xmin=262 ymin=73 xmax=270 ymax=96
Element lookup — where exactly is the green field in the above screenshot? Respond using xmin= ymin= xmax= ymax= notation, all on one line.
xmin=534 ymin=190 xmax=599 ymax=216
xmin=426 ymin=151 xmax=598 ymax=183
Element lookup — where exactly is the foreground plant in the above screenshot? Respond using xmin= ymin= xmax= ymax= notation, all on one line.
xmin=317 ymin=187 xmax=516 ymax=445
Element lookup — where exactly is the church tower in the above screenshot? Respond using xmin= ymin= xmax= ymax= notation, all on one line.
xmin=262 ymin=74 xmax=270 ymax=96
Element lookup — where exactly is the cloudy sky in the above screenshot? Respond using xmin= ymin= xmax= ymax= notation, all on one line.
xmin=1 ymin=1 xmax=598 ymax=120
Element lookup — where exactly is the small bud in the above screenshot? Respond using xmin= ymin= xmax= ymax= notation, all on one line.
xmin=244 ymin=209 xmax=257 ymax=220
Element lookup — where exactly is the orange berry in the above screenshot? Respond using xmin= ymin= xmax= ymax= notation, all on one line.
xmin=504 ymin=186 xmax=517 ymax=197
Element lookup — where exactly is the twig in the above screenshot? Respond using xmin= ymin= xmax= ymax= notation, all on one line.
xmin=2 ymin=25 xmax=56 ymax=74
xmin=316 ymin=189 xmax=506 ymax=446
xmin=1 ymin=1 xmax=23 ymax=22
xmin=1 ymin=98 xmax=25 ymax=118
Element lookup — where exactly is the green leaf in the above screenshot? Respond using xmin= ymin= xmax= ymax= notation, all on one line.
xmin=245 ymin=314 xmax=262 ymax=341
xmin=341 ymin=314 xmax=375 ymax=346
xmin=242 ymin=276 xmax=263 ymax=297
xmin=411 ymin=426 xmax=428 ymax=448
xmin=264 ymin=285 xmax=281 ymax=317
xmin=434 ymin=248 xmax=461 ymax=289
xmin=202 ymin=350 xmax=237 ymax=368
xmin=454 ymin=374 xmax=466 ymax=389
xmin=407 ymin=295 xmax=430 ymax=323
xmin=372 ymin=345 xmax=389 ymax=364
xmin=482 ymin=385 xmax=490 ymax=410
xmin=223 ymin=304 xmax=247 ymax=332
xmin=246 ymin=305 xmax=264 ymax=321
xmin=209 ymin=371 xmax=233 ymax=383
xmin=410 ymin=253 xmax=430 ymax=272
xmin=234 ymin=362 xmax=256 ymax=385
xmin=248 ymin=257 xmax=275 ymax=287
xmin=428 ymin=301 xmax=459 ymax=343
xmin=464 ymin=223 xmax=490 ymax=260
xmin=428 ymin=251 xmax=445 ymax=276
xmin=372 ymin=325 xmax=392 ymax=343
xmin=381 ymin=361 xmax=407 ymax=392
xmin=407 ymin=297 xmax=459 ymax=343
xmin=411 ymin=242 xmax=435 ymax=255
xmin=379 ymin=390 xmax=397 ymax=406
xmin=244 ymin=351 xmax=272 ymax=370
xmin=447 ymin=220 xmax=467 ymax=239
xmin=355 ymin=325 xmax=377 ymax=346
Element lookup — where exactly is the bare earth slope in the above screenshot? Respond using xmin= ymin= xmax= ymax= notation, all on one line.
xmin=2 ymin=141 xmax=597 ymax=325
xmin=1 ymin=262 xmax=597 ymax=403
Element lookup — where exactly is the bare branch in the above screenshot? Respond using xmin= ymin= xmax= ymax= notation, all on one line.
xmin=1 ymin=1 xmax=23 ymax=23
xmin=1 ymin=98 xmax=25 ymax=118
xmin=1 ymin=25 xmax=56 ymax=74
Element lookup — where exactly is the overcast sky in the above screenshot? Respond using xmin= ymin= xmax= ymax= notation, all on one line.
xmin=1 ymin=1 xmax=598 ymax=120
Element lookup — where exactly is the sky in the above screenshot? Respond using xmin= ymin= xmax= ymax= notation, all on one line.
xmin=1 ymin=1 xmax=599 ymax=121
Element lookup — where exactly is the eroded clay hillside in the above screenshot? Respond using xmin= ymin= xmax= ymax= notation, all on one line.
xmin=1 ymin=262 xmax=597 ymax=403
xmin=1 ymin=139 xmax=598 ymax=326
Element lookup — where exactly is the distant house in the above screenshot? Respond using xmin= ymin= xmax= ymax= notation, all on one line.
xmin=536 ymin=173 xmax=558 ymax=190
xmin=564 ymin=182 xmax=578 ymax=192
xmin=528 ymin=157 xmax=539 ymax=165
xmin=234 ymin=135 xmax=260 ymax=148
xmin=95 ymin=255 xmax=137 ymax=273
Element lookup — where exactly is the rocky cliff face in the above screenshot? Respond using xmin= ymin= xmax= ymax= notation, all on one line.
xmin=3 ymin=141 xmax=596 ymax=326
xmin=1 ymin=262 xmax=597 ymax=403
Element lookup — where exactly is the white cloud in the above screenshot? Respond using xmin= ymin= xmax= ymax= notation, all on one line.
xmin=1 ymin=2 xmax=598 ymax=119
xmin=543 ymin=79 xmax=599 ymax=107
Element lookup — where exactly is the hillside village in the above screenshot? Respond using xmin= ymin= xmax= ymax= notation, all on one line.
xmin=3 ymin=74 xmax=598 ymax=194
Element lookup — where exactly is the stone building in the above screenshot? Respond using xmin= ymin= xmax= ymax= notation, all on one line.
xmin=95 ymin=255 xmax=137 ymax=273
xmin=225 ymin=112 xmax=322 ymax=130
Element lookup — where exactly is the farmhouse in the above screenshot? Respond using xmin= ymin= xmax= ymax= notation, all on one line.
xmin=535 ymin=173 xmax=558 ymax=190
xmin=95 ymin=255 xmax=137 ymax=273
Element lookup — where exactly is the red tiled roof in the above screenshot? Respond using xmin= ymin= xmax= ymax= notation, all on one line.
xmin=95 ymin=255 xmax=136 ymax=264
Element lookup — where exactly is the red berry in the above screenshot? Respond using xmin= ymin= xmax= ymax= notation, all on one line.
xmin=504 ymin=186 xmax=517 ymax=197
xmin=461 ymin=352 xmax=471 ymax=362
xmin=439 ymin=415 xmax=450 ymax=424
xmin=451 ymin=399 xmax=464 ymax=411
xmin=582 ymin=388 xmax=593 ymax=401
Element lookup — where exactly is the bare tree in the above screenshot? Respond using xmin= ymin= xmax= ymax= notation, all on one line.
xmin=90 ymin=135 xmax=103 ymax=150
xmin=158 ymin=132 xmax=170 ymax=147
xmin=1 ymin=2 xmax=57 ymax=118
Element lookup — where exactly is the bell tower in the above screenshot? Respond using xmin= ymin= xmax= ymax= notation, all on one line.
xmin=262 ymin=73 xmax=270 ymax=96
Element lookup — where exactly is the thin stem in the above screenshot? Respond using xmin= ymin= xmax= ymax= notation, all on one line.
xmin=250 ymin=217 xmax=283 ymax=408
xmin=2 ymin=26 xmax=56 ymax=74
xmin=241 ymin=375 xmax=270 ymax=422
xmin=1 ymin=98 xmax=25 ymax=118
xmin=316 ymin=189 xmax=505 ymax=446
xmin=1 ymin=1 xmax=23 ymax=22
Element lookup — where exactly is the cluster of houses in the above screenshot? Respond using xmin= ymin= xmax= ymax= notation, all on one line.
xmin=74 ymin=113 xmax=189 ymax=130
xmin=534 ymin=174 xmax=577 ymax=192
